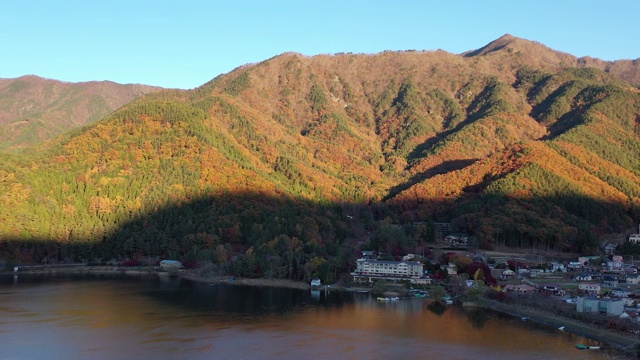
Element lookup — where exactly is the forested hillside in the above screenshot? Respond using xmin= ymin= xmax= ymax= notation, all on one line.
xmin=0 ymin=35 xmax=638 ymax=283
xmin=0 ymin=75 xmax=162 ymax=152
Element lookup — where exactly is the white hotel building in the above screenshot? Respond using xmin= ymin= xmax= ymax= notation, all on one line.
xmin=351 ymin=258 xmax=428 ymax=284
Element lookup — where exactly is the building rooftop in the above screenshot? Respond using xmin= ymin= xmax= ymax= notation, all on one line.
xmin=356 ymin=258 xmax=422 ymax=265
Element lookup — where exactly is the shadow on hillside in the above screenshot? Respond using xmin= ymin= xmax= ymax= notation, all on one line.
xmin=387 ymin=159 xmax=478 ymax=200
xmin=1 ymin=188 xmax=636 ymax=268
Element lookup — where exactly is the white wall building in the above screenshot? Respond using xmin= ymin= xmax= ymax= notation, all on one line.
xmin=576 ymin=296 xmax=624 ymax=316
xmin=352 ymin=258 xmax=424 ymax=283
xmin=578 ymin=283 xmax=601 ymax=295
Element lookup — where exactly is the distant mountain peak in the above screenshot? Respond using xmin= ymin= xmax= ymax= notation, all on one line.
xmin=496 ymin=33 xmax=516 ymax=41
xmin=463 ymin=34 xmax=532 ymax=57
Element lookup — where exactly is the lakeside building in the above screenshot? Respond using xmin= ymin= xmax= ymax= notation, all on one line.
xmin=351 ymin=258 xmax=430 ymax=284
xmin=578 ymin=283 xmax=601 ymax=295
xmin=578 ymin=256 xmax=602 ymax=267
xmin=611 ymin=287 xmax=632 ymax=298
xmin=603 ymin=256 xmax=623 ymax=272
xmin=627 ymin=224 xmax=640 ymax=244
xmin=502 ymin=284 xmax=536 ymax=294
xmin=159 ymin=260 xmax=182 ymax=271
xmin=576 ymin=296 xmax=624 ymax=316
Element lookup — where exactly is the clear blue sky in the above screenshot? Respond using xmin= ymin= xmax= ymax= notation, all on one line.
xmin=2 ymin=0 xmax=638 ymax=89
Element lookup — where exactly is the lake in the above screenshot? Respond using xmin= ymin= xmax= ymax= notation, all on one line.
xmin=0 ymin=273 xmax=630 ymax=359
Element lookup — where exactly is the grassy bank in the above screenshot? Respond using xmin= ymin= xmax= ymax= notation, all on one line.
xmin=478 ymin=298 xmax=640 ymax=355
xmin=179 ymin=271 xmax=312 ymax=290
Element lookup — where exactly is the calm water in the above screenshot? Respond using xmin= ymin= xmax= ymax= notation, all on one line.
xmin=0 ymin=273 xmax=630 ymax=359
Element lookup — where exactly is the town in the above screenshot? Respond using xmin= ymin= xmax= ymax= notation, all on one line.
xmin=344 ymin=225 xmax=640 ymax=335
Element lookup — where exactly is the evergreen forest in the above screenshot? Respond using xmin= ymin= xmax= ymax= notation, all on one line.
xmin=0 ymin=35 xmax=639 ymax=284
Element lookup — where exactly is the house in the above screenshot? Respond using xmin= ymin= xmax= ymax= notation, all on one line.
xmin=578 ymin=256 xmax=601 ymax=267
xmin=409 ymin=276 xmax=432 ymax=285
xmin=613 ymin=255 xmax=624 ymax=264
xmin=443 ymin=263 xmax=458 ymax=276
xmin=574 ymin=272 xmax=593 ymax=281
xmin=603 ymin=243 xmax=617 ymax=255
xmin=360 ymin=250 xmax=375 ymax=259
xmin=529 ymin=269 xmax=544 ymax=277
xmin=542 ymin=284 xmax=564 ymax=296
xmin=611 ymin=287 xmax=631 ymax=298
xmin=590 ymin=272 xmax=603 ymax=281
xmin=503 ymin=284 xmax=536 ymax=294
xmin=576 ymin=296 xmax=624 ymax=316
xmin=159 ymin=260 xmax=182 ymax=270
xmin=443 ymin=233 xmax=471 ymax=247
xmin=628 ymin=225 xmax=640 ymax=244
xmin=578 ymin=283 xmax=601 ymax=295
xmin=622 ymin=265 xmax=638 ymax=275
xmin=517 ymin=268 xmax=530 ymax=276
xmin=402 ymin=254 xmax=416 ymax=261
xmin=548 ymin=261 xmax=566 ymax=272
xmin=568 ymin=261 xmax=583 ymax=270
xmin=626 ymin=274 xmax=640 ymax=285
xmin=603 ymin=274 xmax=619 ymax=287
xmin=501 ymin=269 xmax=516 ymax=280
xmin=310 ymin=278 xmax=322 ymax=287
xmin=603 ymin=256 xmax=623 ymax=272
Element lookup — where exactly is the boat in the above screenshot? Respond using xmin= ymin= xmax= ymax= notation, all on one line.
xmin=575 ymin=343 xmax=600 ymax=350
xmin=377 ymin=297 xmax=399 ymax=301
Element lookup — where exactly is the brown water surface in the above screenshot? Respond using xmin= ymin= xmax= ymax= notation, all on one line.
xmin=0 ymin=273 xmax=630 ymax=359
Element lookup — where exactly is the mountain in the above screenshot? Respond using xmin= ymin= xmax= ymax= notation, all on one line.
xmin=0 ymin=75 xmax=163 ymax=151
xmin=465 ymin=34 xmax=640 ymax=85
xmin=0 ymin=35 xmax=639 ymax=282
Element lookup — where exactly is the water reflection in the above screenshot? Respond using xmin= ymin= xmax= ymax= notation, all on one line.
xmin=465 ymin=308 xmax=491 ymax=329
xmin=0 ymin=273 xmax=630 ymax=360
xmin=426 ymin=300 xmax=447 ymax=316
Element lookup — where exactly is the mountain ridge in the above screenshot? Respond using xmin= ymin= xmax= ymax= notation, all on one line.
xmin=0 ymin=75 xmax=163 ymax=152
xmin=0 ymin=34 xmax=639 ymax=279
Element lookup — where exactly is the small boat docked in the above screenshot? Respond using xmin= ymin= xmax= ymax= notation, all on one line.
xmin=575 ymin=343 xmax=600 ymax=350
xmin=377 ymin=297 xmax=399 ymax=301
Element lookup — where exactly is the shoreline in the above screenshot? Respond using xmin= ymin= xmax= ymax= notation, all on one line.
xmin=179 ymin=271 xmax=313 ymax=290
xmin=7 ymin=265 xmax=637 ymax=355
xmin=474 ymin=299 xmax=640 ymax=355
xmin=3 ymin=265 xmax=326 ymax=291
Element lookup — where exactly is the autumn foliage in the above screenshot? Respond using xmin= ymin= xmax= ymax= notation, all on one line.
xmin=0 ymin=35 xmax=639 ymax=280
